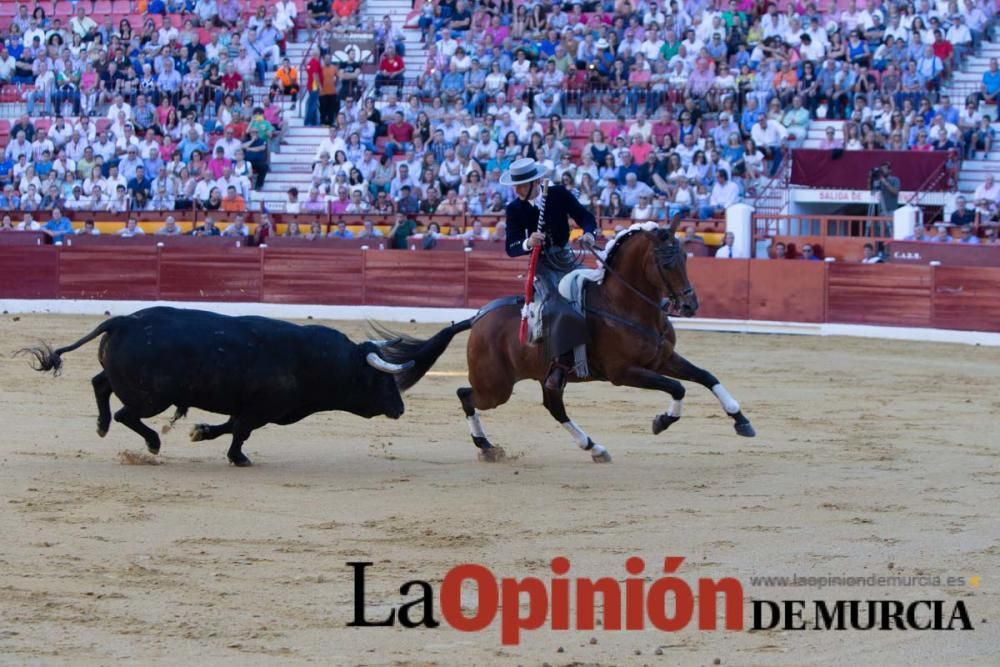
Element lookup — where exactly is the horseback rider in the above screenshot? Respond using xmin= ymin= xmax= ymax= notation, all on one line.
xmin=502 ymin=158 xmax=598 ymax=391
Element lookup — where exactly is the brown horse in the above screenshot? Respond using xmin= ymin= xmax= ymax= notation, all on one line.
xmin=378 ymin=220 xmax=755 ymax=462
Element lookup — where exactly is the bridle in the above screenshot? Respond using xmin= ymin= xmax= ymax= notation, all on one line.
xmin=583 ymin=230 xmax=694 ymax=316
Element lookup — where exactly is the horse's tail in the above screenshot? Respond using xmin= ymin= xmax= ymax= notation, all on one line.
xmin=370 ymin=318 xmax=474 ymax=392
xmin=17 ymin=316 xmax=125 ymax=376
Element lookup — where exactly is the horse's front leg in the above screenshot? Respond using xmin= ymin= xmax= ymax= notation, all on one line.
xmin=659 ymin=352 xmax=756 ymax=437
xmin=611 ymin=366 xmax=687 ymax=435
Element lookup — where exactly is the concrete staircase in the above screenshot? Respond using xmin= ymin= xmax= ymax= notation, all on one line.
xmin=248 ymin=36 xmax=318 ymax=209
xmin=942 ymin=39 xmax=1000 ymax=103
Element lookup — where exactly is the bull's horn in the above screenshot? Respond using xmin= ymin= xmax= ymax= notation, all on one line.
xmin=366 ymin=352 xmax=414 ymax=374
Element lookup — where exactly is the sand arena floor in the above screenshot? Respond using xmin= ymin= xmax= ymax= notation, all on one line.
xmin=0 ymin=314 xmax=997 ymax=666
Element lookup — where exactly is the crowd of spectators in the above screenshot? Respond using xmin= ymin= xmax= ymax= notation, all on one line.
xmin=1 ymin=0 xmax=1000 ymax=242
xmin=0 ymin=0 xmax=361 ymax=214
xmin=288 ymin=0 xmax=999 ymax=234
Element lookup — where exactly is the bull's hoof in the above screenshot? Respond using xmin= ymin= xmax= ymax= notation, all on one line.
xmin=228 ymin=453 xmax=253 ymax=467
xmin=652 ymin=413 xmax=680 ymax=435
xmin=591 ymin=449 xmax=613 ymax=463
xmin=477 ymin=446 xmax=506 ymax=463
xmin=189 ymin=425 xmax=207 ymax=442
xmin=146 ymin=443 xmax=161 ymax=456
xmin=96 ymin=426 xmax=108 ymax=438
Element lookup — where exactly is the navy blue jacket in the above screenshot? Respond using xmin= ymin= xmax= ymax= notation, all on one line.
xmin=505 ymin=184 xmax=597 ymax=258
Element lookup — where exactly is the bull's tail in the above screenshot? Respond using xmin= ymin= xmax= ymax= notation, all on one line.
xmin=371 ymin=318 xmax=474 ymax=392
xmin=18 ymin=316 xmax=126 ymax=376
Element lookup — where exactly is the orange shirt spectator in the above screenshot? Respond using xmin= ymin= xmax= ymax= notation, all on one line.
xmin=275 ymin=64 xmax=299 ymax=92
xmin=320 ymin=62 xmax=339 ymax=96
xmin=772 ymin=68 xmax=798 ymax=92
xmin=222 ymin=188 xmax=247 ymax=211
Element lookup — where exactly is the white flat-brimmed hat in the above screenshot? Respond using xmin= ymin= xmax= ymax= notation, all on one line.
xmin=500 ymin=158 xmax=550 ymax=186
xmin=596 ymin=38 xmax=610 ymax=49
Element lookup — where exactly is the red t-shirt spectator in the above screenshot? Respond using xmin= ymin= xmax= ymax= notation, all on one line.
xmin=379 ymin=53 xmax=404 ymax=76
xmin=332 ymin=0 xmax=358 ymax=18
xmin=387 ymin=120 xmax=414 ymax=143
xmin=222 ymin=71 xmax=243 ymax=92
xmin=933 ymin=39 xmax=954 ymax=63
xmin=306 ymin=55 xmax=323 ymax=91
xmin=225 ymin=121 xmax=248 ymax=138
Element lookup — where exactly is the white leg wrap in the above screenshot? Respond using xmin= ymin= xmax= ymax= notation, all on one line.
xmin=712 ymin=384 xmax=740 ymax=415
xmin=667 ymin=399 xmax=683 ymax=418
xmin=467 ymin=414 xmax=486 ymax=438
xmin=562 ymin=421 xmax=590 ymax=450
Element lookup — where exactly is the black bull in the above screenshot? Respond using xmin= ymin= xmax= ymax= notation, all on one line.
xmin=22 ymin=307 xmax=471 ymax=466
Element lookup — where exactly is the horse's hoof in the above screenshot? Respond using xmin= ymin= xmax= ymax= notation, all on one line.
xmin=652 ymin=413 xmax=680 ymax=435
xmin=228 ymin=454 xmax=253 ymax=467
xmin=591 ymin=450 xmax=612 ymax=463
xmin=735 ymin=421 xmax=756 ymax=438
xmin=477 ymin=446 xmax=506 ymax=463
xmin=189 ymin=425 xmax=206 ymax=442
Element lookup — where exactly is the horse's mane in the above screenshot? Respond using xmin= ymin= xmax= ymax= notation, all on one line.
xmin=592 ymin=221 xmax=660 ymax=279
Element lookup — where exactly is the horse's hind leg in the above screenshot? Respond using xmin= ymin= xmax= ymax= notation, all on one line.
xmin=541 ymin=383 xmax=611 ymax=463
xmin=661 ymin=352 xmax=755 ymax=437
xmin=457 ymin=387 xmax=506 ymax=462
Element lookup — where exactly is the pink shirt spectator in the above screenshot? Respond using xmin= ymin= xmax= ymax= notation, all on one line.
xmin=485 ymin=24 xmax=508 ymax=47
xmin=629 ymin=69 xmax=651 ymax=89
xmin=330 ymin=197 xmax=351 ymax=214
xmin=80 ymin=70 xmax=98 ymax=92
xmin=630 ymin=141 xmax=653 ymax=164
xmin=206 ymin=156 xmax=230 ymax=180
xmin=263 ymin=104 xmax=282 ymax=127
xmin=687 ymin=64 xmax=716 ymax=97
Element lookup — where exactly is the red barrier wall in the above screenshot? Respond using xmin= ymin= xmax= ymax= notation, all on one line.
xmin=261 ymin=248 xmax=364 ymax=305
xmin=59 ymin=246 xmax=160 ymax=301
xmin=748 ymin=260 xmax=826 ymax=323
xmin=827 ymin=264 xmax=932 ymax=327
xmin=932 ymin=266 xmax=1000 ymax=332
xmin=0 ymin=246 xmax=995 ymax=334
xmin=160 ymin=246 xmax=262 ymax=302
xmin=0 ymin=247 xmax=58 ymax=298
xmin=687 ymin=258 xmax=750 ymax=320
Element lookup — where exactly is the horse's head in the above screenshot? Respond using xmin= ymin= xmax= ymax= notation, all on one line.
xmin=646 ymin=216 xmax=699 ymax=317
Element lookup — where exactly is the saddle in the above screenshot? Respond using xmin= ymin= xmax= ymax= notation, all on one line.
xmin=558 ymin=268 xmax=603 ymax=310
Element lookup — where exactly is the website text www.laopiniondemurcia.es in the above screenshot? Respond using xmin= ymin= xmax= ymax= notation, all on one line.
xmin=347 ymin=557 xmax=975 ymax=645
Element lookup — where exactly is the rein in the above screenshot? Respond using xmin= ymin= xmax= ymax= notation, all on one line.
xmin=583 ymin=242 xmax=684 ymax=314
xmin=579 ymin=234 xmax=693 ymax=348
